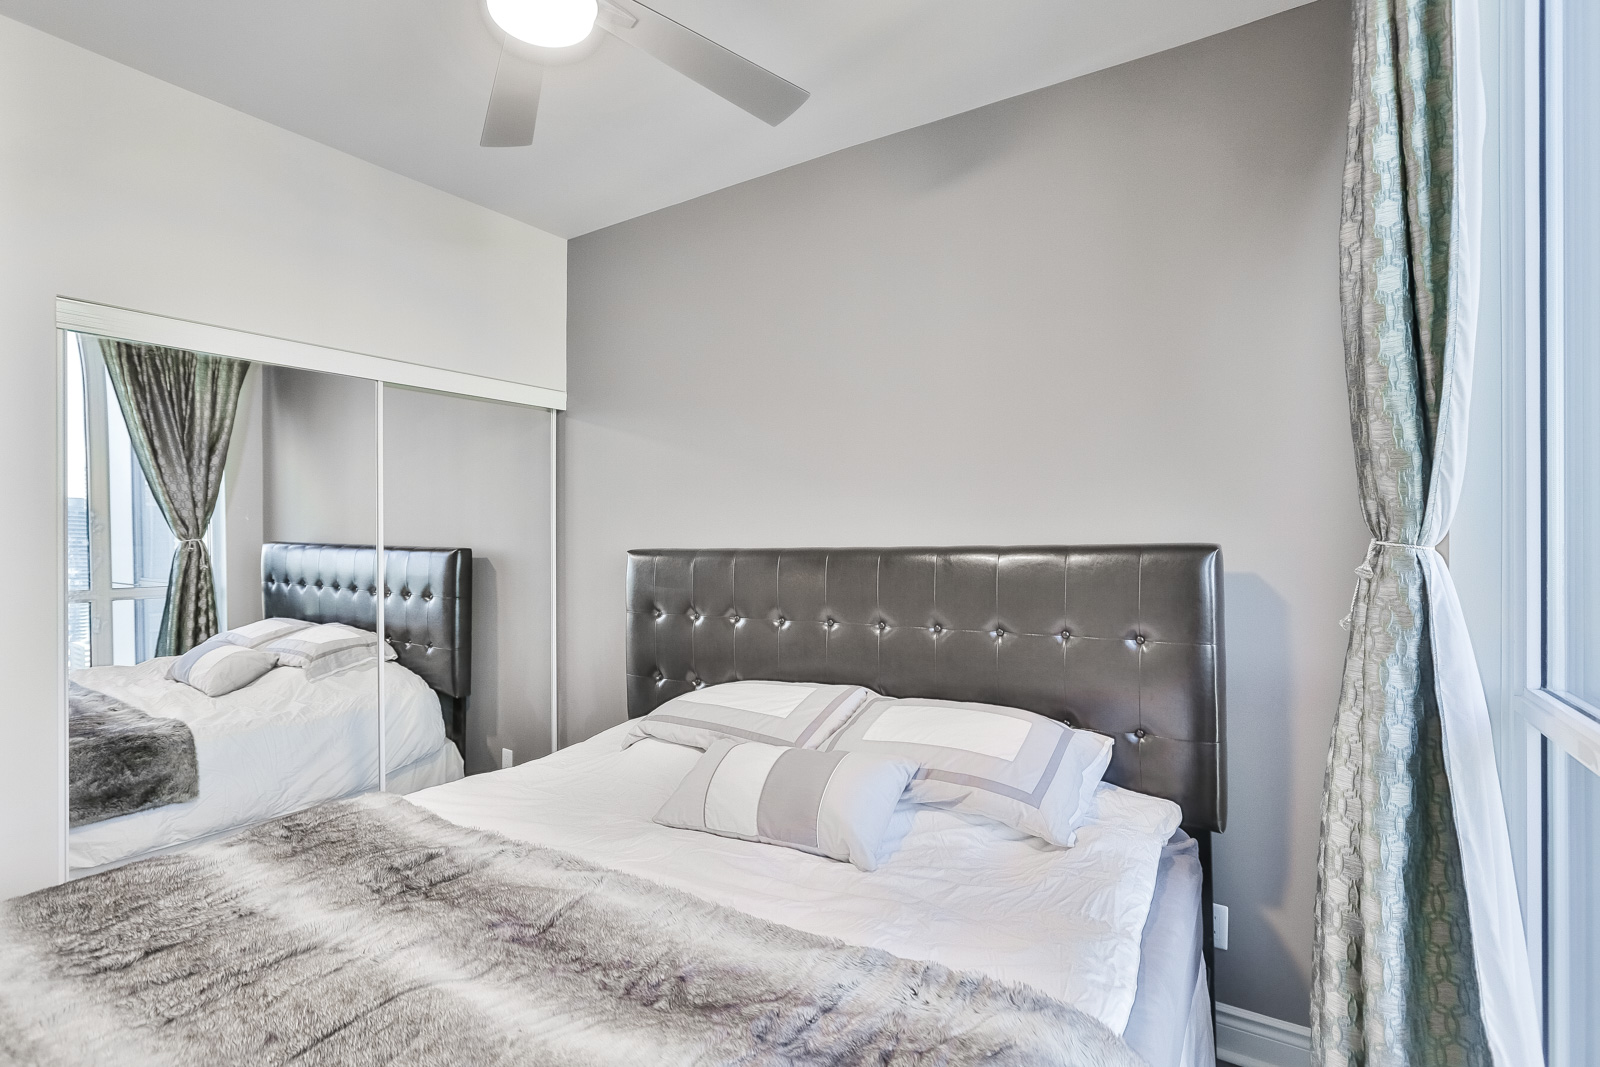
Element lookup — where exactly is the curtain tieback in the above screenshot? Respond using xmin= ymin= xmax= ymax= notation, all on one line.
xmin=1340 ymin=539 xmax=1435 ymax=629
xmin=176 ymin=538 xmax=207 ymax=546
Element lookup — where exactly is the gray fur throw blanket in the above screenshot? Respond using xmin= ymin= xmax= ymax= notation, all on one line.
xmin=68 ymin=680 xmax=198 ymax=827
xmin=0 ymin=794 xmax=1143 ymax=1067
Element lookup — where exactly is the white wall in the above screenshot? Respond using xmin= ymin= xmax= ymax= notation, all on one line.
xmin=565 ymin=0 xmax=1359 ymax=1026
xmin=0 ymin=13 xmax=565 ymax=898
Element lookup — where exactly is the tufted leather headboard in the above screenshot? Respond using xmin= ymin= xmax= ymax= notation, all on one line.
xmin=261 ymin=542 xmax=472 ymax=750
xmin=625 ymin=545 xmax=1225 ymax=833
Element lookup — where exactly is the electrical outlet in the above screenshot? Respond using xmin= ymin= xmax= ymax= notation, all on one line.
xmin=501 ymin=747 xmax=514 ymax=770
xmin=1213 ymin=903 xmax=1230 ymax=951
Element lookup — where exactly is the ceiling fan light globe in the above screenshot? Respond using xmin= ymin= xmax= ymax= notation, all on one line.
xmin=486 ymin=0 xmax=598 ymax=49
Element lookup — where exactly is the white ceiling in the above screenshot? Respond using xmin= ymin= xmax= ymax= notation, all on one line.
xmin=0 ymin=0 xmax=1315 ymax=237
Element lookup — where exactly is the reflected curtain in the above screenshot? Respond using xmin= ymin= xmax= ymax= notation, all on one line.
xmin=99 ymin=340 xmax=249 ymax=657
xmin=1311 ymin=0 xmax=1541 ymax=1064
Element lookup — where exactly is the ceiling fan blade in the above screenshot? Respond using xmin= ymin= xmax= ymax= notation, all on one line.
xmin=480 ymin=41 xmax=543 ymax=147
xmin=599 ymin=0 xmax=808 ymax=126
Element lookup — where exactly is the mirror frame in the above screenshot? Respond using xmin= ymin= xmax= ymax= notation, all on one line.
xmin=54 ymin=298 xmax=562 ymax=883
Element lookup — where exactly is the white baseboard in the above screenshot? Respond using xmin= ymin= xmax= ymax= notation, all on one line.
xmin=1215 ymin=1002 xmax=1312 ymax=1067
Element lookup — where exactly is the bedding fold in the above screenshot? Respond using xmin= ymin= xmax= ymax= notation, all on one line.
xmin=67 ymin=681 xmax=198 ymax=826
xmin=2 ymin=793 xmax=1142 ymax=1067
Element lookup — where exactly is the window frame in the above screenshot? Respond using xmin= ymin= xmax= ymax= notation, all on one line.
xmin=1480 ymin=0 xmax=1600 ymax=1058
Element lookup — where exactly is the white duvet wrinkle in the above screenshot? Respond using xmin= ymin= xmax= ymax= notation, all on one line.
xmin=407 ymin=724 xmax=1175 ymax=1034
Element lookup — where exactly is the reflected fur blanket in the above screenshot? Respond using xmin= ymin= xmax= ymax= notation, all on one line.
xmin=68 ymin=680 xmax=198 ymax=826
xmin=0 ymin=793 xmax=1143 ymax=1066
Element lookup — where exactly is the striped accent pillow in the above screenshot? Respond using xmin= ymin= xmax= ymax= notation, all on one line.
xmin=825 ymin=696 xmax=1115 ymax=847
xmin=168 ymin=634 xmax=278 ymax=697
xmin=654 ymin=738 xmax=917 ymax=871
xmin=263 ymin=623 xmax=397 ymax=682
xmin=627 ymin=680 xmax=869 ymax=751
xmin=220 ymin=617 xmax=314 ymax=648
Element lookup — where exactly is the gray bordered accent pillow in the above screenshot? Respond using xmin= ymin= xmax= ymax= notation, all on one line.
xmin=824 ymin=696 xmax=1114 ymax=847
xmin=655 ymin=737 xmax=918 ymax=871
xmin=219 ymin=617 xmax=313 ymax=649
xmin=626 ymin=680 xmax=870 ymax=751
xmin=167 ymin=634 xmax=278 ymax=697
xmin=263 ymin=622 xmax=397 ymax=682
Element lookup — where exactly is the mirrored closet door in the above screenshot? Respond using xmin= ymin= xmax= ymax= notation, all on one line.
xmin=381 ymin=384 xmax=554 ymax=780
xmin=63 ymin=332 xmax=381 ymax=876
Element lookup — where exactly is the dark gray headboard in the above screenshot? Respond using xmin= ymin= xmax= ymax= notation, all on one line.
xmin=625 ymin=545 xmax=1225 ymax=832
xmin=261 ymin=542 xmax=472 ymax=749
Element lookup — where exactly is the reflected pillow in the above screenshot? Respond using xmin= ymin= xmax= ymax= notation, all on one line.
xmin=654 ymin=738 xmax=918 ymax=871
xmin=824 ymin=696 xmax=1114 ymax=847
xmin=626 ymin=680 xmax=869 ymax=751
xmin=221 ymin=617 xmax=313 ymax=649
xmin=264 ymin=622 xmax=397 ymax=682
xmin=168 ymin=634 xmax=278 ymax=697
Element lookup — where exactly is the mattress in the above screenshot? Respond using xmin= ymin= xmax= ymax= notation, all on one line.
xmin=68 ymin=658 xmax=455 ymax=871
xmin=408 ymin=721 xmax=1198 ymax=1042
xmin=1126 ymin=833 xmax=1216 ymax=1067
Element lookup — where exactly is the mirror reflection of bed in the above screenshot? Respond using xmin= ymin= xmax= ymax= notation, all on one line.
xmin=66 ymin=543 xmax=470 ymax=875
xmin=62 ymin=332 xmax=472 ymax=876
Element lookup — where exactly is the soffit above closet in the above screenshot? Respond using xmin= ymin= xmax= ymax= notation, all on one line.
xmin=0 ymin=0 xmax=1316 ymax=237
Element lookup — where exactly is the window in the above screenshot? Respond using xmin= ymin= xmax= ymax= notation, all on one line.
xmin=1507 ymin=0 xmax=1600 ymax=1061
xmin=1539 ymin=1 xmax=1600 ymax=1060
xmin=1542 ymin=0 xmax=1600 ymax=721
xmin=63 ymin=332 xmax=219 ymax=668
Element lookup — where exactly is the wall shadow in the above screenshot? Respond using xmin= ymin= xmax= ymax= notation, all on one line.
xmin=1214 ymin=570 xmax=1312 ymax=1023
xmin=465 ymin=556 xmax=499 ymax=776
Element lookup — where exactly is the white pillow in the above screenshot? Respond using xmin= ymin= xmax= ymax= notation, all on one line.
xmin=627 ymin=680 xmax=869 ymax=751
xmin=654 ymin=738 xmax=918 ymax=871
xmin=220 ymin=617 xmax=313 ymax=648
xmin=167 ymin=634 xmax=278 ymax=697
xmin=263 ymin=622 xmax=397 ymax=682
xmin=824 ymin=696 xmax=1114 ymax=847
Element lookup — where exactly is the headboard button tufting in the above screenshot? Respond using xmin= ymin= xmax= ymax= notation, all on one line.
xmin=622 ymin=545 xmax=1226 ymax=836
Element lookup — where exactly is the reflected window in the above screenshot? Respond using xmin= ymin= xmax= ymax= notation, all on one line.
xmin=63 ymin=332 xmax=219 ymax=667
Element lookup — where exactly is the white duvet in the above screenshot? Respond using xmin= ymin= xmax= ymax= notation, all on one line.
xmin=409 ymin=722 xmax=1181 ymax=1034
xmin=70 ymin=658 xmax=452 ymax=870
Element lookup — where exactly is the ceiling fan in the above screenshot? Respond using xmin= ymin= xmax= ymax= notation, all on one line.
xmin=480 ymin=0 xmax=810 ymax=147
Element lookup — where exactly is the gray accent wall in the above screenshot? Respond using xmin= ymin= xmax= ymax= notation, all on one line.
xmin=251 ymin=368 xmax=555 ymax=775
xmin=564 ymin=0 xmax=1358 ymax=1026
xmin=382 ymin=385 xmax=554 ymax=775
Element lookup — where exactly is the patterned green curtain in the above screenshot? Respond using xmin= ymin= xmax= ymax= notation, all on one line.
xmin=1312 ymin=0 xmax=1540 ymax=1064
xmin=99 ymin=340 xmax=250 ymax=657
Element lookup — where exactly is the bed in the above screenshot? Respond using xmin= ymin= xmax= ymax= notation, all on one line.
xmin=10 ymin=544 xmax=1223 ymax=1067
xmin=413 ymin=545 xmax=1225 ymax=1067
xmin=66 ymin=542 xmax=473 ymax=874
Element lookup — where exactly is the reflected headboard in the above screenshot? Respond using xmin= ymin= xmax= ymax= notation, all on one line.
xmin=260 ymin=542 xmax=472 ymax=752
xmin=624 ymin=545 xmax=1225 ymax=834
